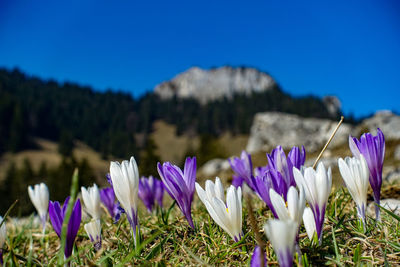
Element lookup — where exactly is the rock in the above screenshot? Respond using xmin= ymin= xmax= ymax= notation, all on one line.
xmin=154 ymin=66 xmax=276 ymax=104
xmin=323 ymin=96 xmax=341 ymax=117
xmin=200 ymin=158 xmax=231 ymax=177
xmin=367 ymin=199 xmax=400 ymax=217
xmin=394 ymin=145 xmax=400 ymax=161
xmin=385 ymin=169 xmax=400 ymax=184
xmin=246 ymin=112 xmax=355 ymax=153
xmin=358 ymin=111 xmax=400 ymax=140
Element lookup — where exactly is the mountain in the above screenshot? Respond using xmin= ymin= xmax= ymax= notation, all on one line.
xmin=154 ymin=66 xmax=276 ymax=103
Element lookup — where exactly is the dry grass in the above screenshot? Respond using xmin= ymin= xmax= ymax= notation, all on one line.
xmin=0 ymin=138 xmax=110 ymax=183
xmin=151 ymin=120 xmax=249 ymax=165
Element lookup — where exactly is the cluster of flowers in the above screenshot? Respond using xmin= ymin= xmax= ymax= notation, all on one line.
xmin=0 ymin=129 xmax=385 ymax=266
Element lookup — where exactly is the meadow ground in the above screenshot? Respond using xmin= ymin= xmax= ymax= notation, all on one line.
xmin=3 ymin=180 xmax=400 ymax=266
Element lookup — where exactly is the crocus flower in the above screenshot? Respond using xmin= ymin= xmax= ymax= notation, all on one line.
xmin=196 ymin=177 xmax=243 ymax=241
xmin=264 ymin=219 xmax=297 ymax=267
xmin=338 ymin=155 xmax=369 ymax=227
xmin=231 ymin=175 xmax=244 ymax=188
xmin=250 ymin=245 xmax=267 ymax=267
xmin=269 ymin=186 xmax=305 ymax=230
xmin=157 ymin=157 xmax=196 ymax=228
xmin=0 ymin=216 xmax=6 ymax=265
xmin=349 ymin=129 xmax=385 ymax=221
xmin=138 ymin=176 xmax=164 ymax=212
xmin=255 ymin=167 xmax=299 ymax=218
xmin=100 ymin=187 xmax=120 ymax=221
xmin=84 ymin=219 xmax=101 ymax=251
xmin=48 ymin=197 xmax=82 ymax=260
xmin=293 ymin=162 xmax=332 ymax=244
xmin=288 ymin=146 xmax=306 ymax=170
xmin=229 ymin=151 xmax=257 ymax=191
xmin=302 ymin=207 xmax=317 ymax=242
xmin=266 ymin=146 xmax=306 ymax=195
xmin=28 ymin=183 xmax=49 ymax=233
xmin=110 ymin=157 xmax=140 ymax=241
xmin=81 ymin=184 xmax=101 ymax=220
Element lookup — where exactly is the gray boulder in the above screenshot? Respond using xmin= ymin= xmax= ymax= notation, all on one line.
xmin=358 ymin=111 xmax=400 ymax=140
xmin=199 ymin=158 xmax=231 ymax=177
xmin=246 ymin=112 xmax=355 ymax=153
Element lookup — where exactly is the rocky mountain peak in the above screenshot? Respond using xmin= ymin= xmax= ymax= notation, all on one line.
xmin=154 ymin=66 xmax=276 ymax=103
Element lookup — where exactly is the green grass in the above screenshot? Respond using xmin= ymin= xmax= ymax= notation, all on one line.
xmin=2 ymin=181 xmax=400 ymax=266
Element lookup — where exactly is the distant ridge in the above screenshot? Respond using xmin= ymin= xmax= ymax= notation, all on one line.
xmin=154 ymin=66 xmax=276 ymax=103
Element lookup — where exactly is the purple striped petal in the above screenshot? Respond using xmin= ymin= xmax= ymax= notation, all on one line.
xmin=229 ymin=151 xmax=256 ymax=191
xmin=138 ymin=176 xmax=164 ymax=212
xmin=65 ymin=199 xmax=82 ymax=258
xmin=48 ymin=201 xmax=63 ymax=237
xmin=48 ymin=197 xmax=82 ymax=259
xmin=350 ymin=129 xmax=385 ymax=219
xmin=157 ymin=157 xmax=196 ymax=228
xmin=250 ymin=246 xmax=267 ymax=267
xmin=100 ymin=187 xmax=116 ymax=218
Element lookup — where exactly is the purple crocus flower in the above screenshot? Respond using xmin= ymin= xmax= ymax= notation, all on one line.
xmin=138 ymin=176 xmax=164 ymax=212
xmin=48 ymin=197 xmax=82 ymax=260
xmin=231 ymin=175 xmax=244 ymax=188
xmin=266 ymin=146 xmax=306 ymax=192
xmin=288 ymin=146 xmax=306 ymax=170
xmin=250 ymin=246 xmax=267 ymax=267
xmin=157 ymin=157 xmax=196 ymax=228
xmin=349 ymin=128 xmax=385 ymax=220
xmin=100 ymin=187 xmax=119 ymax=220
xmin=254 ymin=170 xmax=278 ymax=217
xmin=229 ymin=151 xmax=257 ymax=191
xmin=103 ymin=173 xmax=124 ymax=222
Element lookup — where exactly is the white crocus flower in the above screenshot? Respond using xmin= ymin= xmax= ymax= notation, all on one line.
xmin=264 ymin=219 xmax=297 ymax=267
xmin=0 ymin=216 xmax=6 ymax=263
xmin=303 ymin=207 xmax=317 ymax=242
xmin=196 ymin=177 xmax=243 ymax=242
xmin=269 ymin=186 xmax=305 ymax=228
xmin=84 ymin=219 xmax=102 ymax=251
xmin=110 ymin=156 xmax=140 ymax=242
xmin=81 ymin=184 xmax=101 ymax=220
xmin=28 ymin=183 xmax=49 ymax=233
xmin=293 ymin=162 xmax=332 ymax=244
xmin=338 ymin=155 xmax=369 ymax=227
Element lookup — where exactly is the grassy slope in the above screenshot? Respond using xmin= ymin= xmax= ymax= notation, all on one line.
xmin=3 ymin=180 xmax=400 ymax=266
xmin=151 ymin=120 xmax=248 ymax=164
xmin=0 ymin=138 xmax=110 ymax=183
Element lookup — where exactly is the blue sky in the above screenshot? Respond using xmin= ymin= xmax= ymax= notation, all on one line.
xmin=0 ymin=0 xmax=399 ymax=117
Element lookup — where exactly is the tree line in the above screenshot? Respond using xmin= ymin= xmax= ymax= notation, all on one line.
xmin=0 ymin=67 xmax=340 ymax=159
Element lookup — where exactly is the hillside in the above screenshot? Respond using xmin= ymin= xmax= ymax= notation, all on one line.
xmin=0 ymin=138 xmax=109 ymax=183
xmin=0 ymin=67 xmax=338 ymax=160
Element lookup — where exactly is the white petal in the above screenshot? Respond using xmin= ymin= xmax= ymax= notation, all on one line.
xmin=303 ymin=207 xmax=316 ymax=241
xmin=215 ymin=177 xmax=225 ymax=200
xmin=269 ymin=188 xmax=290 ymax=220
xmin=205 ymin=180 xmax=216 ymax=201
xmin=226 ymin=186 xmax=241 ymax=237
xmin=264 ymin=219 xmax=297 ymax=254
xmin=195 ymin=183 xmax=208 ymax=205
